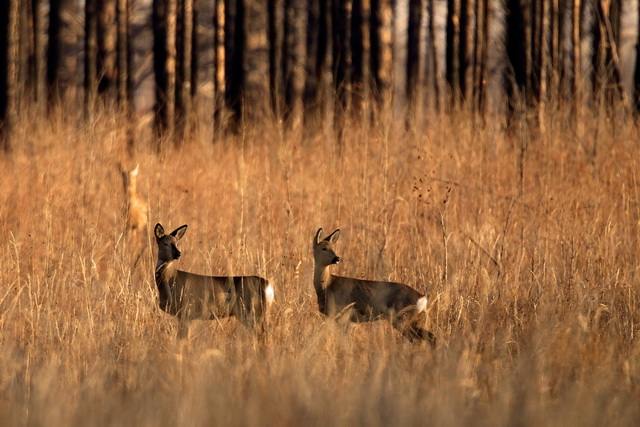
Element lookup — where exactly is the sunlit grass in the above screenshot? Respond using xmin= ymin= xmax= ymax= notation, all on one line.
xmin=0 ymin=105 xmax=639 ymax=426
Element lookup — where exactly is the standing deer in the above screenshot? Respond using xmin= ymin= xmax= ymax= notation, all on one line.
xmin=119 ymin=163 xmax=148 ymax=235
xmin=312 ymin=228 xmax=435 ymax=345
xmin=154 ymin=223 xmax=275 ymax=338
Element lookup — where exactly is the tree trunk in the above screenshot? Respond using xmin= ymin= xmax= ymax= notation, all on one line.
xmin=351 ymin=0 xmax=370 ymax=115
xmin=426 ymin=0 xmax=440 ymax=111
xmin=332 ymin=0 xmax=352 ymax=118
xmin=31 ymin=0 xmax=46 ymax=107
xmin=213 ymin=0 xmax=225 ymax=137
xmin=536 ymin=0 xmax=548 ymax=128
xmin=370 ymin=0 xmax=393 ymax=107
xmin=243 ymin=0 xmax=269 ymax=124
xmin=48 ymin=0 xmax=77 ymax=105
xmin=1 ymin=0 xmax=19 ymax=151
xmin=153 ymin=0 xmax=168 ymax=136
xmin=446 ymin=0 xmax=460 ymax=109
xmin=98 ymin=0 xmax=117 ymax=99
xmin=177 ymin=0 xmax=193 ymax=140
xmin=406 ymin=0 xmax=422 ymax=116
xmin=283 ymin=0 xmax=306 ymax=127
xmin=117 ymin=0 xmax=129 ymax=106
xmin=165 ymin=0 xmax=177 ymax=137
xmin=505 ymin=0 xmax=527 ymax=117
xmin=85 ymin=0 xmax=98 ymax=119
xmin=224 ymin=0 xmax=242 ymax=128
xmin=303 ymin=0 xmax=320 ymax=121
xmin=571 ymin=0 xmax=581 ymax=120
xmin=459 ymin=0 xmax=474 ymax=105
xmin=635 ymin=0 xmax=640 ymax=113
xmin=267 ymin=0 xmax=283 ymax=117
xmin=191 ymin=0 xmax=199 ymax=98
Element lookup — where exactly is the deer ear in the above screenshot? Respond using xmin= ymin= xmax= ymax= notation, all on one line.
xmin=170 ymin=224 xmax=188 ymax=241
xmin=131 ymin=164 xmax=139 ymax=176
xmin=325 ymin=228 xmax=340 ymax=243
xmin=314 ymin=228 xmax=324 ymax=246
xmin=154 ymin=223 xmax=165 ymax=240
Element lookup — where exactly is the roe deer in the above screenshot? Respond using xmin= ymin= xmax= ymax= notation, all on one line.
xmin=154 ymin=223 xmax=274 ymax=338
xmin=312 ymin=228 xmax=435 ymax=345
xmin=119 ymin=163 xmax=148 ymax=235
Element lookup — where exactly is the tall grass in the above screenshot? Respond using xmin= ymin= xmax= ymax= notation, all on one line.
xmin=1 ymin=106 xmax=639 ymax=426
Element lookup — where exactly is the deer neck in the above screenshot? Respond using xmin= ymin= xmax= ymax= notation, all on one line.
xmin=313 ymin=263 xmax=333 ymax=292
xmin=155 ymin=260 xmax=177 ymax=312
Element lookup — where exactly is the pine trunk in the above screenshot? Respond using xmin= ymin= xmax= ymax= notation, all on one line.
xmin=283 ymin=0 xmax=306 ymax=127
xmin=635 ymin=0 xmax=640 ymax=113
xmin=1 ymin=0 xmax=19 ymax=151
xmin=537 ymin=0 xmax=548 ymax=128
xmin=243 ymin=0 xmax=269 ymax=124
xmin=406 ymin=0 xmax=422 ymax=116
xmin=505 ymin=0 xmax=527 ymax=116
xmin=117 ymin=0 xmax=129 ymax=106
xmin=303 ymin=0 xmax=320 ymax=121
xmin=351 ymin=0 xmax=370 ymax=114
xmin=153 ymin=0 xmax=168 ymax=136
xmin=32 ymin=0 xmax=46 ymax=107
xmin=177 ymin=0 xmax=193 ymax=140
xmin=459 ymin=0 xmax=474 ymax=105
xmin=85 ymin=0 xmax=98 ymax=118
xmin=224 ymin=0 xmax=242 ymax=127
xmin=98 ymin=0 xmax=117 ymax=99
xmin=426 ymin=0 xmax=440 ymax=111
xmin=166 ymin=0 xmax=177 ymax=137
xmin=571 ymin=0 xmax=581 ymax=119
xmin=370 ymin=0 xmax=393 ymax=107
xmin=213 ymin=0 xmax=225 ymax=136
xmin=446 ymin=0 xmax=460 ymax=109
xmin=332 ymin=0 xmax=352 ymax=117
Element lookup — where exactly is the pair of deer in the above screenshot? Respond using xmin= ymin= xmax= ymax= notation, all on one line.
xmin=155 ymin=223 xmax=435 ymax=345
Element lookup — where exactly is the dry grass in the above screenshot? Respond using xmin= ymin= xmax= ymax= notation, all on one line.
xmin=1 ymin=107 xmax=640 ymax=426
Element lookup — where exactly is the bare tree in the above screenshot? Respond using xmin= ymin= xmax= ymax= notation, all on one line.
xmin=48 ymin=0 xmax=77 ymax=105
xmin=426 ymin=0 xmax=440 ymax=111
xmin=224 ymin=0 xmax=242 ymax=128
xmin=283 ymin=0 xmax=306 ymax=127
xmin=406 ymin=0 xmax=422 ymax=118
xmin=213 ymin=0 xmax=225 ymax=136
xmin=370 ymin=0 xmax=393 ymax=107
xmin=332 ymin=0 xmax=352 ymax=119
xmin=98 ymin=0 xmax=117 ymax=99
xmin=243 ymin=0 xmax=269 ymax=124
xmin=153 ymin=0 xmax=168 ymax=135
xmin=446 ymin=0 xmax=460 ymax=108
xmin=351 ymin=0 xmax=370 ymax=115
xmin=571 ymin=0 xmax=581 ymax=121
xmin=1 ymin=0 xmax=19 ymax=151
xmin=635 ymin=0 xmax=640 ymax=114
xmin=31 ymin=0 xmax=46 ymax=108
xmin=176 ymin=0 xmax=194 ymax=140
xmin=117 ymin=0 xmax=129 ymax=106
xmin=85 ymin=0 xmax=98 ymax=118
xmin=505 ymin=0 xmax=527 ymax=118
xmin=459 ymin=0 xmax=474 ymax=105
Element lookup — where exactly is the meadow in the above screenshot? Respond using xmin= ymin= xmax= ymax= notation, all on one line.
xmin=0 ymin=108 xmax=639 ymax=426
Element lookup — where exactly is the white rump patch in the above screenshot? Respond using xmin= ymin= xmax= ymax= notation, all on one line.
xmin=264 ymin=283 xmax=275 ymax=305
xmin=416 ymin=296 xmax=428 ymax=313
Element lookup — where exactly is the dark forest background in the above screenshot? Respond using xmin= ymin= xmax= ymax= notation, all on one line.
xmin=0 ymin=0 xmax=639 ymax=151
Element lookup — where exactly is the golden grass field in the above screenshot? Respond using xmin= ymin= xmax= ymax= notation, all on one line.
xmin=1 ymin=108 xmax=639 ymax=426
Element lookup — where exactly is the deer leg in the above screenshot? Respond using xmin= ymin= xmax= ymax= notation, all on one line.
xmin=392 ymin=315 xmax=436 ymax=347
xmin=405 ymin=324 xmax=437 ymax=347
